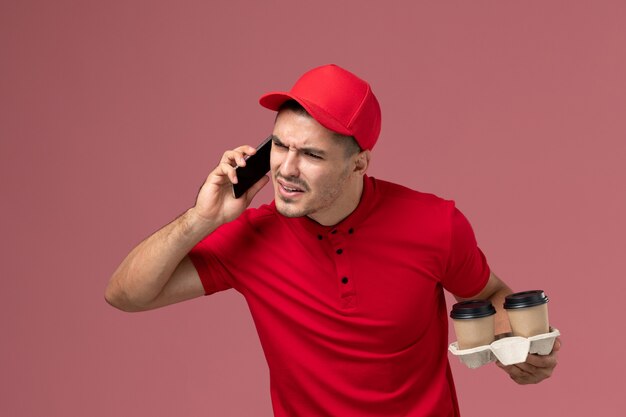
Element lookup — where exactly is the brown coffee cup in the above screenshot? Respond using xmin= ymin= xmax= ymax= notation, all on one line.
xmin=504 ymin=290 xmax=550 ymax=337
xmin=450 ymin=300 xmax=496 ymax=350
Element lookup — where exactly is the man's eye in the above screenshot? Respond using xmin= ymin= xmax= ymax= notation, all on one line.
xmin=273 ymin=141 xmax=287 ymax=149
xmin=305 ymin=152 xmax=323 ymax=160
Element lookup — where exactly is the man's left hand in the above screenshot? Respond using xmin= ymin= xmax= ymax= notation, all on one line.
xmin=496 ymin=337 xmax=561 ymax=384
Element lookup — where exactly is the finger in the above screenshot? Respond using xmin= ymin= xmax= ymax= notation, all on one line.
xmin=511 ymin=373 xmax=539 ymax=385
xmin=221 ymin=146 xmax=256 ymax=167
xmin=221 ymin=150 xmax=245 ymax=167
xmin=511 ymin=360 xmax=541 ymax=374
xmin=497 ymin=362 xmax=531 ymax=375
xmin=234 ymin=144 xmax=257 ymax=155
xmin=498 ymin=363 xmax=532 ymax=382
xmin=521 ymin=355 xmax=557 ymax=383
xmin=233 ymin=145 xmax=257 ymax=167
xmin=233 ymin=145 xmax=258 ymax=166
xmin=501 ymin=359 xmax=554 ymax=383
xmin=218 ymin=161 xmax=239 ymax=184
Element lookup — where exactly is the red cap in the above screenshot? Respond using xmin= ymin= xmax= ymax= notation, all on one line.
xmin=259 ymin=64 xmax=381 ymax=150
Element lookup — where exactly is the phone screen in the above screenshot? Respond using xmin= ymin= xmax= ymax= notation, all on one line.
xmin=232 ymin=136 xmax=272 ymax=198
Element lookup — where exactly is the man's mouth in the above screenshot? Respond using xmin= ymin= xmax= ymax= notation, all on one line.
xmin=281 ymin=183 xmax=303 ymax=192
xmin=277 ymin=177 xmax=308 ymax=195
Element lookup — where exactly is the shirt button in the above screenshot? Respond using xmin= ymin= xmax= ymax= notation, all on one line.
xmin=341 ymin=277 xmax=349 ymax=284
xmin=336 ymin=249 xmax=343 ymax=255
xmin=317 ymin=235 xmax=323 ymax=240
xmin=348 ymin=228 xmax=354 ymax=234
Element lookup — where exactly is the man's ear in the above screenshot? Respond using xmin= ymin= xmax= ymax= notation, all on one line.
xmin=354 ymin=150 xmax=371 ymax=175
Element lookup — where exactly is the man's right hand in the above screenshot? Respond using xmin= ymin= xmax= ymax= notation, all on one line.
xmin=190 ymin=145 xmax=270 ymax=229
xmin=105 ymin=145 xmax=269 ymax=312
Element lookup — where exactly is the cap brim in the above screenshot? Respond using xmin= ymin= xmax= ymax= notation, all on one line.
xmin=259 ymin=92 xmax=352 ymax=137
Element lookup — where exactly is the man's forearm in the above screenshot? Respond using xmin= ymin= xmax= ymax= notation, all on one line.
xmin=105 ymin=208 xmax=217 ymax=311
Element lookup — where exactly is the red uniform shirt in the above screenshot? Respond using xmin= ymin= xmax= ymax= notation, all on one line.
xmin=189 ymin=176 xmax=490 ymax=417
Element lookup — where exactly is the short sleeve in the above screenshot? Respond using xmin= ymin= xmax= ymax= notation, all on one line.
xmin=442 ymin=206 xmax=490 ymax=298
xmin=188 ymin=217 xmax=249 ymax=295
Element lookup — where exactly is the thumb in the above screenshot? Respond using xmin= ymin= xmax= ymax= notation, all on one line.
xmin=243 ymin=175 xmax=270 ymax=204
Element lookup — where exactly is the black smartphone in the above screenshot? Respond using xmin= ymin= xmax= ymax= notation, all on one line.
xmin=232 ymin=135 xmax=272 ymax=198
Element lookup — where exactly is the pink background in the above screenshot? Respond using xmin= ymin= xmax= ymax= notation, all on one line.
xmin=2 ymin=1 xmax=625 ymax=416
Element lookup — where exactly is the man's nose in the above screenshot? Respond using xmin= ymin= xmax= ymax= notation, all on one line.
xmin=280 ymin=150 xmax=300 ymax=177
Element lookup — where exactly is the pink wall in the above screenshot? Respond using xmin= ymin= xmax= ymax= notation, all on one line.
xmin=2 ymin=1 xmax=625 ymax=415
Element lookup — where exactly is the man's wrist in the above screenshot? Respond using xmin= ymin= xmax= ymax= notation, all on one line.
xmin=182 ymin=207 xmax=219 ymax=240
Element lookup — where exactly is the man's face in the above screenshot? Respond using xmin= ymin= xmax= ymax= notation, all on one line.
xmin=270 ymin=109 xmax=360 ymax=225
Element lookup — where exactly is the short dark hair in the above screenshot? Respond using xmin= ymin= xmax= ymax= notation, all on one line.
xmin=277 ymin=100 xmax=361 ymax=157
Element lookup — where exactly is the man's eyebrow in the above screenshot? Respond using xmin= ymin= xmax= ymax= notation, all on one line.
xmin=271 ymin=135 xmax=327 ymax=156
xmin=301 ymin=146 xmax=327 ymax=157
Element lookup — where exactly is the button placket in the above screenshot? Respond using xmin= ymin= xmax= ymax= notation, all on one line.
xmin=328 ymin=229 xmax=356 ymax=308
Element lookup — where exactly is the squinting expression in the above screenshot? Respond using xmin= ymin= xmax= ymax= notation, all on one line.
xmin=270 ymin=109 xmax=360 ymax=225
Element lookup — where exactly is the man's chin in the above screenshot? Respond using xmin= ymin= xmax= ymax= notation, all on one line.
xmin=275 ymin=199 xmax=308 ymax=218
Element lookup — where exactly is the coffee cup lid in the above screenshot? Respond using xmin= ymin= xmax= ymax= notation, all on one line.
xmin=503 ymin=290 xmax=549 ymax=309
xmin=450 ymin=300 xmax=496 ymax=319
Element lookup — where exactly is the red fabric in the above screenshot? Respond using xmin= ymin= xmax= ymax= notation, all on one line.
xmin=189 ymin=176 xmax=489 ymax=417
xmin=259 ymin=64 xmax=382 ymax=151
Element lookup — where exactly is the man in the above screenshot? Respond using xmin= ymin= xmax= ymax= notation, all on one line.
xmin=106 ymin=64 xmax=560 ymax=416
